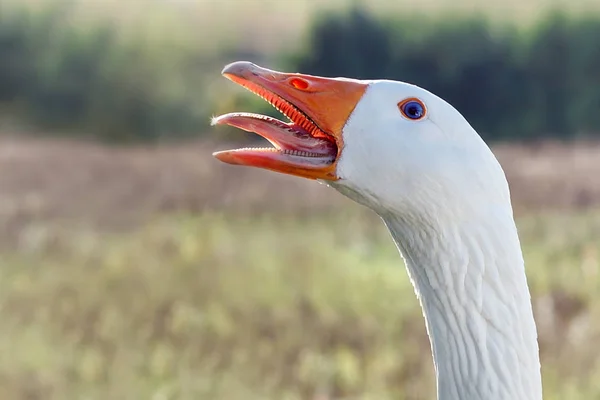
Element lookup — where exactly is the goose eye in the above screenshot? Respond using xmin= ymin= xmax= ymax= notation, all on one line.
xmin=398 ymin=98 xmax=426 ymax=120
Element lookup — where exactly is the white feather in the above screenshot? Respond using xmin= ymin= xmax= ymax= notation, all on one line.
xmin=325 ymin=81 xmax=543 ymax=400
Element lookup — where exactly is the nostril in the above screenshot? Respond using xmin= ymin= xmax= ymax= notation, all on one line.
xmin=290 ymin=78 xmax=309 ymax=90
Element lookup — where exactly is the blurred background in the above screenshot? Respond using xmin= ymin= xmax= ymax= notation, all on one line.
xmin=1 ymin=0 xmax=600 ymax=399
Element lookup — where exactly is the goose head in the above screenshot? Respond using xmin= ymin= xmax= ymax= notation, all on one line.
xmin=212 ymin=61 xmax=510 ymax=220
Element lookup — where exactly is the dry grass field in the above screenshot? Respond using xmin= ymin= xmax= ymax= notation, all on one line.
xmin=1 ymin=136 xmax=600 ymax=399
xmin=2 ymin=0 xmax=600 ymax=397
xmin=2 ymin=137 xmax=600 ymax=232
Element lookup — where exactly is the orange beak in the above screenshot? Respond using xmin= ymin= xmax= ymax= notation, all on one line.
xmin=212 ymin=62 xmax=367 ymax=180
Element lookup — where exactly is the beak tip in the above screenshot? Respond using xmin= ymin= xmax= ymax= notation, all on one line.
xmin=213 ymin=150 xmax=238 ymax=165
xmin=221 ymin=61 xmax=257 ymax=78
xmin=210 ymin=115 xmax=223 ymax=126
xmin=212 ymin=150 xmax=226 ymax=160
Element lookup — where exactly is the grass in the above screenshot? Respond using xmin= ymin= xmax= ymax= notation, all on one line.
xmin=1 ymin=209 xmax=600 ymax=399
xmin=2 ymin=138 xmax=600 ymax=236
xmin=1 ymin=137 xmax=600 ymax=399
xmin=1 ymin=0 xmax=600 ymax=395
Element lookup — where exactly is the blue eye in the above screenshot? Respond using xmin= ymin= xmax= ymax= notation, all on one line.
xmin=399 ymin=99 xmax=426 ymax=120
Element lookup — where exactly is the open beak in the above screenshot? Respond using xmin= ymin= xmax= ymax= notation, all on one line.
xmin=212 ymin=61 xmax=367 ymax=180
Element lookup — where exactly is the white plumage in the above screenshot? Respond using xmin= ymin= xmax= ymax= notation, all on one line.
xmin=213 ymin=62 xmax=543 ymax=400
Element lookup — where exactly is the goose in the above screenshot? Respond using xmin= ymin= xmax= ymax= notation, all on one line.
xmin=212 ymin=61 xmax=543 ymax=400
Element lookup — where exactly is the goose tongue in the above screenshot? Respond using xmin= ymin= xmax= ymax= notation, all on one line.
xmin=212 ymin=113 xmax=336 ymax=157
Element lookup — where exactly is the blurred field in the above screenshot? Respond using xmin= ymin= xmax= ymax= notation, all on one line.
xmin=2 ymin=137 xmax=600 ymax=236
xmin=3 ymin=1 xmax=600 ymax=398
xmin=1 ymin=137 xmax=600 ymax=399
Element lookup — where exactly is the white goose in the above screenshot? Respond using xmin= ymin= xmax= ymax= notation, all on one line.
xmin=212 ymin=61 xmax=543 ymax=400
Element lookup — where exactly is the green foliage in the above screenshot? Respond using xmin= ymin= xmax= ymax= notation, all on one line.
xmin=1 ymin=2 xmax=600 ymax=142
xmin=1 ymin=210 xmax=600 ymax=398
xmin=291 ymin=8 xmax=600 ymax=141
xmin=0 ymin=2 xmax=212 ymax=142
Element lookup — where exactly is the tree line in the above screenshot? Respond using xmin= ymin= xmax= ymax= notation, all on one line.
xmin=1 ymin=4 xmax=599 ymax=142
xmin=289 ymin=8 xmax=600 ymax=142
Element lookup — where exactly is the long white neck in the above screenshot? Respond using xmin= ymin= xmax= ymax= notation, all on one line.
xmin=380 ymin=207 xmax=543 ymax=400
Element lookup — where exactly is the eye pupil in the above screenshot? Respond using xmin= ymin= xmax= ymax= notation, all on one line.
xmin=401 ymin=100 xmax=424 ymax=120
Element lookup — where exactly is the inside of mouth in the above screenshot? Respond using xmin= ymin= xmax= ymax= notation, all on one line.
xmin=213 ymin=112 xmax=337 ymax=161
xmin=212 ymin=84 xmax=338 ymax=163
